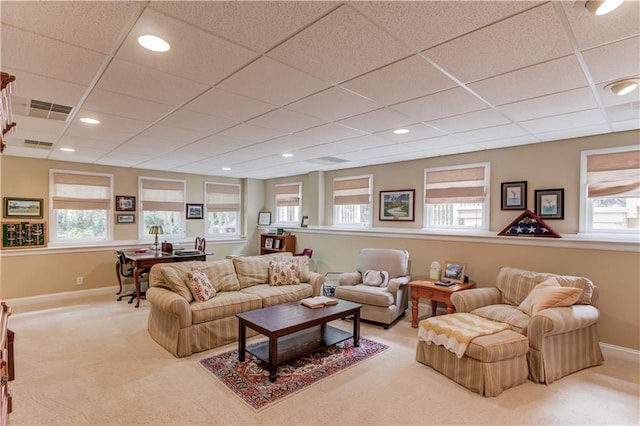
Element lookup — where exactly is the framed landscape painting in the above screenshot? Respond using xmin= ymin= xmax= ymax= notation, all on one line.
xmin=379 ymin=189 xmax=415 ymax=221
xmin=3 ymin=197 xmax=43 ymax=219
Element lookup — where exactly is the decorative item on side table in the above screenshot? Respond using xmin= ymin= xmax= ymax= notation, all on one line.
xmin=148 ymin=225 xmax=164 ymax=256
xmin=186 ymin=203 xmax=204 ymax=219
xmin=379 ymin=189 xmax=415 ymax=221
xmin=443 ymin=260 xmax=467 ymax=284
xmin=501 ymin=181 xmax=527 ymax=210
xmin=258 ymin=211 xmax=271 ymax=226
xmin=3 ymin=197 xmax=43 ymax=219
xmin=429 ymin=261 xmax=441 ymax=280
xmin=115 ymin=195 xmax=136 ymax=212
xmin=535 ymin=188 xmax=564 ymax=220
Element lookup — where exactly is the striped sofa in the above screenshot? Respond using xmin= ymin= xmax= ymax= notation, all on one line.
xmin=451 ymin=266 xmax=604 ymax=384
xmin=146 ymin=253 xmax=324 ymax=358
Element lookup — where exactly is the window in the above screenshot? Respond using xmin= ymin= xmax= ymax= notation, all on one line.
xmin=139 ymin=177 xmax=185 ymax=238
xmin=205 ymin=182 xmax=241 ymax=237
xmin=424 ymin=163 xmax=489 ymax=230
xmin=275 ymin=183 xmax=301 ymax=225
xmin=333 ymin=175 xmax=372 ymax=227
xmin=581 ymin=146 xmax=639 ymax=234
xmin=50 ymin=170 xmax=113 ymax=242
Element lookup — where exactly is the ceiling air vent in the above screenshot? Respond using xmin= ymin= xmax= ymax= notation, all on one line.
xmin=29 ymin=99 xmax=73 ymax=121
xmin=24 ymin=139 xmax=54 ymax=149
xmin=305 ymin=156 xmax=349 ymax=165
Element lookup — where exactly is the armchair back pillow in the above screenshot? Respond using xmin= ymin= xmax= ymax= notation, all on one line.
xmin=517 ymin=277 xmax=583 ymax=315
xmin=363 ymin=270 xmax=390 ymax=287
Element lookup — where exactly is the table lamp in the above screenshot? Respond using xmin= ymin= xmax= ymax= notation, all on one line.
xmin=149 ymin=225 xmax=164 ymax=256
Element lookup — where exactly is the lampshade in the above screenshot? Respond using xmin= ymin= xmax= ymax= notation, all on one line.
xmin=149 ymin=225 xmax=164 ymax=235
xmin=606 ymin=79 xmax=639 ymax=96
xmin=585 ymin=0 xmax=624 ymax=15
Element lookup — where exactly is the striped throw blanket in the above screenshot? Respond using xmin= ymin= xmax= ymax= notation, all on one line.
xmin=418 ymin=313 xmax=509 ymax=359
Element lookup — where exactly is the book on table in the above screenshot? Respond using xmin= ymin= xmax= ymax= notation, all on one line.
xmin=301 ymin=296 xmax=338 ymax=309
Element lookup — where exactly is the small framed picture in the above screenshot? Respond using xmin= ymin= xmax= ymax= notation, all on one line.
xmin=300 ymin=215 xmax=309 ymax=228
xmin=186 ymin=203 xmax=204 ymax=219
xmin=258 ymin=211 xmax=271 ymax=226
xmin=443 ymin=260 xmax=467 ymax=284
xmin=115 ymin=195 xmax=136 ymax=212
xmin=265 ymin=237 xmax=274 ymax=249
xmin=3 ymin=197 xmax=43 ymax=219
xmin=379 ymin=189 xmax=415 ymax=221
xmin=535 ymin=188 xmax=564 ymax=220
xmin=501 ymin=181 xmax=527 ymax=210
xmin=116 ymin=214 xmax=135 ymax=224
xmin=274 ymin=239 xmax=281 ymax=249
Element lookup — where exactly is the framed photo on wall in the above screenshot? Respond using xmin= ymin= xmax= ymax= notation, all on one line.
xmin=3 ymin=197 xmax=43 ymax=219
xmin=258 ymin=211 xmax=271 ymax=226
xmin=186 ymin=203 xmax=204 ymax=219
xmin=115 ymin=195 xmax=136 ymax=212
xmin=535 ymin=188 xmax=564 ymax=220
xmin=379 ymin=189 xmax=415 ymax=221
xmin=501 ymin=181 xmax=527 ymax=210
xmin=116 ymin=214 xmax=135 ymax=224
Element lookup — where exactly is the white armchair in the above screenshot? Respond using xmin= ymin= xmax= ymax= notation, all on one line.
xmin=334 ymin=248 xmax=411 ymax=328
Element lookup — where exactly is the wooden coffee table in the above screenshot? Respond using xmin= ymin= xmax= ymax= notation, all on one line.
xmin=409 ymin=279 xmax=476 ymax=328
xmin=237 ymin=300 xmax=362 ymax=382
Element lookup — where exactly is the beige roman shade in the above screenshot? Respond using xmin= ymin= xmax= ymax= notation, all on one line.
xmin=52 ymin=171 xmax=111 ymax=210
xmin=424 ymin=166 xmax=486 ymax=204
xmin=587 ymin=149 xmax=640 ymax=198
xmin=206 ymin=182 xmax=240 ymax=212
xmin=334 ymin=176 xmax=371 ymax=205
xmin=141 ymin=178 xmax=185 ymax=212
xmin=275 ymin=183 xmax=300 ymax=207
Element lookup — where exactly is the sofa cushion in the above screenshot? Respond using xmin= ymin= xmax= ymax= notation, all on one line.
xmin=233 ymin=256 xmax=269 ymax=289
xmin=334 ymin=284 xmax=394 ymax=307
xmin=190 ymin=291 xmax=262 ymax=324
xmin=241 ymin=283 xmax=313 ymax=307
xmin=268 ymin=259 xmax=300 ymax=286
xmin=363 ymin=270 xmax=389 ymax=287
xmin=157 ymin=263 xmax=194 ymax=302
xmin=517 ymin=278 xmax=583 ymax=315
xmin=296 ymin=255 xmax=311 ymax=282
xmin=186 ymin=269 xmax=216 ymax=302
xmin=189 ymin=259 xmax=240 ymax=292
xmin=471 ymin=304 xmax=530 ymax=335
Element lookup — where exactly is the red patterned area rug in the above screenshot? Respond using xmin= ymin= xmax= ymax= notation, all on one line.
xmin=198 ymin=337 xmax=389 ymax=412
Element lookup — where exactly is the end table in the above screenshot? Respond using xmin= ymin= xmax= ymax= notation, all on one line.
xmin=409 ymin=280 xmax=476 ymax=328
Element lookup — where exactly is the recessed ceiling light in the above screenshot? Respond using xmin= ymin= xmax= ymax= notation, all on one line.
xmin=79 ymin=117 xmax=100 ymax=125
xmin=585 ymin=0 xmax=624 ymax=15
xmin=60 ymin=147 xmax=75 ymax=152
xmin=282 ymin=153 xmax=293 ymax=158
xmin=138 ymin=35 xmax=170 ymax=52
xmin=606 ymin=79 xmax=639 ymax=96
xmin=393 ymin=129 xmax=410 ymax=135
xmin=222 ymin=167 xmax=231 ymax=171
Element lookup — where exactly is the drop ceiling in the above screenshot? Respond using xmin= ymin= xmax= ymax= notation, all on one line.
xmin=1 ymin=1 xmax=638 ymax=179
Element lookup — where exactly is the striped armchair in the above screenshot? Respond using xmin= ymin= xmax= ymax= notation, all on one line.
xmin=451 ymin=266 xmax=604 ymax=384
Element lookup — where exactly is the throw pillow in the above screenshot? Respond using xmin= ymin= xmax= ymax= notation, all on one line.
xmin=186 ymin=268 xmax=216 ymax=302
xmin=517 ymin=277 xmax=583 ymax=315
xmin=268 ymin=259 xmax=300 ymax=286
xmin=363 ymin=270 xmax=390 ymax=287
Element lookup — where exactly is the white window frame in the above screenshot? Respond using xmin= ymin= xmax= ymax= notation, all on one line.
xmin=332 ymin=174 xmax=373 ymax=228
xmin=423 ymin=162 xmax=490 ymax=231
xmin=204 ymin=182 xmax=241 ymax=238
xmin=49 ymin=169 xmax=114 ymax=243
xmin=138 ymin=176 xmax=186 ymax=239
xmin=275 ymin=182 xmax=302 ymax=226
xmin=579 ymin=145 xmax=640 ymax=237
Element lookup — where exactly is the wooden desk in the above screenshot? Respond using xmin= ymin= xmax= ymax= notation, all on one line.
xmin=120 ymin=251 xmax=207 ymax=308
xmin=409 ymin=280 xmax=476 ymax=328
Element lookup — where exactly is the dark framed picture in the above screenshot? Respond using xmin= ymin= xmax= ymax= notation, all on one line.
xmin=501 ymin=181 xmax=527 ymax=210
xmin=535 ymin=188 xmax=564 ymax=220
xmin=300 ymin=215 xmax=309 ymax=228
xmin=258 ymin=211 xmax=271 ymax=226
xmin=443 ymin=260 xmax=467 ymax=284
xmin=3 ymin=197 xmax=43 ymax=219
xmin=115 ymin=195 xmax=136 ymax=212
xmin=186 ymin=203 xmax=204 ymax=219
xmin=116 ymin=214 xmax=135 ymax=224
xmin=379 ymin=189 xmax=415 ymax=221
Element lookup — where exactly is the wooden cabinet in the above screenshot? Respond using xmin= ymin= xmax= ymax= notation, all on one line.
xmin=1 ymin=302 xmax=11 ymax=426
xmin=260 ymin=234 xmax=296 ymax=255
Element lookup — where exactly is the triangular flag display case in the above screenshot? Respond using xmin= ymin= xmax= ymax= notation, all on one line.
xmin=498 ymin=209 xmax=560 ymax=238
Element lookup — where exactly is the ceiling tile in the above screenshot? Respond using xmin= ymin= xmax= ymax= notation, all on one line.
xmin=246 ymin=109 xmax=326 ymax=134
xmin=159 ymin=110 xmax=235 ymax=134
xmin=392 ymin=87 xmax=487 ymax=122
xmin=294 ymin=123 xmax=367 ymax=143
xmin=259 ymin=135 xmax=322 ymax=152
xmin=183 ymin=87 xmax=276 ymax=122
xmin=287 ymin=87 xmax=380 ymax=121
xmin=474 ymin=135 xmax=539 ymax=150
xmin=375 ymin=123 xmax=446 ymax=143
xmin=217 ymin=123 xmax=285 ymax=143
xmin=137 ymin=123 xmax=209 ymax=145
xmin=456 ymin=124 xmax=530 ymax=143
xmin=83 ymin=89 xmax=174 ymax=122
xmin=582 ymin=37 xmax=640 ymax=84
xmin=519 ymin=109 xmax=608 ymax=134
xmin=337 ymin=108 xmax=414 ymax=133
xmin=5 ymin=68 xmax=87 ymax=108
xmin=269 ymin=5 xmax=412 ymax=83
xmin=428 ymin=109 xmax=511 ymax=134
xmin=498 ymin=87 xmax=599 ymax=122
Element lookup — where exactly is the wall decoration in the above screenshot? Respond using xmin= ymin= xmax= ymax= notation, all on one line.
xmin=379 ymin=189 xmax=415 ymax=221
xmin=498 ymin=209 xmax=560 ymax=238
xmin=300 ymin=216 xmax=309 ymax=228
xmin=535 ymin=188 xmax=564 ymax=220
xmin=2 ymin=221 xmax=47 ymax=248
xmin=186 ymin=203 xmax=204 ymax=219
xmin=3 ymin=197 xmax=43 ymax=219
xmin=258 ymin=211 xmax=271 ymax=226
xmin=116 ymin=214 xmax=135 ymax=224
xmin=443 ymin=260 xmax=467 ymax=284
xmin=115 ymin=195 xmax=136 ymax=211
xmin=501 ymin=181 xmax=527 ymax=210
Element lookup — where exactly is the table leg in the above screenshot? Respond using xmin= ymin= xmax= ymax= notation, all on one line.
xmin=353 ymin=309 xmax=360 ymax=347
xmin=268 ymin=335 xmax=278 ymax=382
xmin=238 ymin=319 xmax=246 ymax=362
xmin=446 ymin=303 xmax=456 ymax=314
xmin=431 ymin=300 xmax=438 ymax=317
xmin=411 ymin=292 xmax=419 ymax=328
xmin=116 ymin=261 xmax=123 ymax=295
xmin=134 ymin=267 xmax=142 ymax=308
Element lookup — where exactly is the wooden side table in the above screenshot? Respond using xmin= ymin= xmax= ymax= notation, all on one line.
xmin=409 ymin=280 xmax=476 ymax=328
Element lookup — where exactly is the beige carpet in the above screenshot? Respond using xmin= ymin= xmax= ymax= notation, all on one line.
xmin=6 ymin=291 xmax=640 ymax=425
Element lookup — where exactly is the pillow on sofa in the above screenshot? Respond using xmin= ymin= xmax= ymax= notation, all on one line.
xmin=517 ymin=277 xmax=583 ymax=315
xmin=158 ymin=263 xmax=194 ymax=302
xmin=186 ymin=268 xmax=216 ymax=302
xmin=363 ymin=270 xmax=389 ymax=287
xmin=268 ymin=259 xmax=300 ymax=286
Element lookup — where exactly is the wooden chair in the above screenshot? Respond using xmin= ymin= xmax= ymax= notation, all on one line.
xmin=115 ymin=250 xmax=148 ymax=304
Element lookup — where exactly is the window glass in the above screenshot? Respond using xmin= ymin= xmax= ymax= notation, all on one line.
xmin=275 ymin=183 xmax=301 ymax=225
xmin=424 ymin=164 xmax=489 ymax=230
xmin=139 ymin=177 xmax=185 ymax=237
xmin=333 ymin=175 xmax=372 ymax=227
xmin=205 ymin=182 xmax=240 ymax=236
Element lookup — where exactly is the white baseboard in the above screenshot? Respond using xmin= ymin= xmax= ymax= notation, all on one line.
xmin=4 ymin=285 xmax=130 ymax=307
xmin=600 ymin=342 xmax=640 ymax=363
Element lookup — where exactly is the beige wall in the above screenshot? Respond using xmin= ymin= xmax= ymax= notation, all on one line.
xmin=1 ymin=131 xmax=639 ymax=350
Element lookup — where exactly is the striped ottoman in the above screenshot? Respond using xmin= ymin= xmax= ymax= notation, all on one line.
xmin=415 ymin=328 xmax=529 ymax=397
